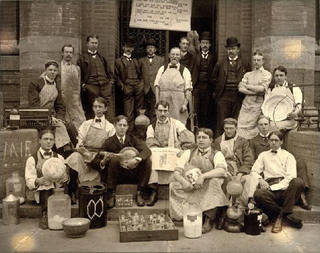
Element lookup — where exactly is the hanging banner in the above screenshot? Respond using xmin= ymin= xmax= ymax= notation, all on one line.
xmin=129 ymin=0 xmax=192 ymax=32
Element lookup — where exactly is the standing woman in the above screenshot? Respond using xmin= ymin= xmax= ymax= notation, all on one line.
xmin=29 ymin=60 xmax=78 ymax=154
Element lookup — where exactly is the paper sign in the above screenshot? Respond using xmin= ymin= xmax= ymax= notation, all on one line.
xmin=129 ymin=0 xmax=192 ymax=31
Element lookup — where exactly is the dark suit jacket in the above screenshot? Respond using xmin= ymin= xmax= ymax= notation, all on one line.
xmin=180 ymin=52 xmax=199 ymax=85
xmin=90 ymin=134 xmax=152 ymax=170
xmin=213 ymin=135 xmax=254 ymax=175
xmin=195 ymin=52 xmax=215 ymax=89
xmin=210 ymin=57 xmax=251 ymax=103
xmin=28 ymin=77 xmax=66 ymax=120
xmin=77 ymin=52 xmax=114 ymax=85
xmin=249 ymin=134 xmax=271 ymax=160
xmin=138 ymin=55 xmax=164 ymax=94
xmin=114 ymin=56 xmax=142 ymax=88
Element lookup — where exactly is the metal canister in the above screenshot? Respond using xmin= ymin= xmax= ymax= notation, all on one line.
xmin=2 ymin=192 xmax=20 ymax=225
xmin=244 ymin=207 xmax=263 ymax=235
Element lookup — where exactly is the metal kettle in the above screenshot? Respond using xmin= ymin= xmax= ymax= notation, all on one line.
xmin=2 ymin=192 xmax=20 ymax=225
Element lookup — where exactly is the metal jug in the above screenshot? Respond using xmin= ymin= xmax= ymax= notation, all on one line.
xmin=2 ymin=192 xmax=20 ymax=225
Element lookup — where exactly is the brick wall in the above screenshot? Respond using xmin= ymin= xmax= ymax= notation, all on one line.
xmin=81 ymin=0 xmax=120 ymax=70
xmin=215 ymin=0 xmax=252 ymax=62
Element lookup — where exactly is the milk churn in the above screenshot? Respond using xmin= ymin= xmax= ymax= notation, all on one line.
xmin=2 ymin=192 xmax=20 ymax=225
xmin=78 ymin=181 xmax=107 ymax=228
xmin=244 ymin=203 xmax=263 ymax=235
xmin=183 ymin=202 xmax=202 ymax=238
xmin=6 ymin=171 xmax=26 ymax=204
xmin=48 ymin=188 xmax=71 ymax=230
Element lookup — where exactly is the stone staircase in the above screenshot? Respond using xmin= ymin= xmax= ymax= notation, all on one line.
xmin=0 ymin=184 xmax=319 ymax=223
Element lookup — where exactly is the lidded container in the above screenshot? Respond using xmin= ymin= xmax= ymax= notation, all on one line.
xmin=48 ymin=188 xmax=71 ymax=230
xmin=183 ymin=202 xmax=202 ymax=238
xmin=2 ymin=191 xmax=20 ymax=225
xmin=134 ymin=109 xmax=150 ymax=141
xmin=6 ymin=171 xmax=25 ymax=204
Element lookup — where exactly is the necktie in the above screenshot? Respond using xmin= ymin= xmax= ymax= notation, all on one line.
xmin=198 ymin=149 xmax=208 ymax=156
xmin=263 ymin=137 xmax=268 ymax=143
xmin=90 ymin=53 xmax=97 ymax=57
xmin=169 ymin=65 xmax=177 ymax=69
xmin=47 ymin=81 xmax=54 ymax=85
xmin=202 ymin=54 xmax=208 ymax=59
xmin=271 ymin=150 xmax=277 ymax=154
xmin=44 ymin=151 xmax=52 ymax=156
xmin=95 ymin=118 xmax=101 ymax=123
xmin=230 ymin=59 xmax=236 ymax=66
xmin=126 ymin=57 xmax=132 ymax=61
xmin=119 ymin=137 xmax=124 ymax=145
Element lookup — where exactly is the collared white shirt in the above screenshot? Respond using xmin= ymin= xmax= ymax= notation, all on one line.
xmin=45 ymin=75 xmax=55 ymax=84
xmin=201 ymin=51 xmax=209 ymax=59
xmin=88 ymin=50 xmax=97 ymax=58
xmin=228 ymin=56 xmax=238 ymax=64
xmin=116 ymin=134 xmax=126 ymax=144
xmin=259 ymin=133 xmax=270 ymax=138
xmin=62 ymin=59 xmax=72 ymax=66
xmin=123 ymin=53 xmax=132 ymax=61
xmin=251 ymin=147 xmax=297 ymax=191
xmin=157 ymin=118 xmax=169 ymax=124
xmin=77 ymin=115 xmax=116 ymax=147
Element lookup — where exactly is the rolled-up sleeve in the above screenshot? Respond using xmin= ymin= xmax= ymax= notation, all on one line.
xmin=174 ymin=149 xmax=190 ymax=173
xmin=154 ymin=66 xmax=164 ymax=88
xmin=25 ymin=157 xmax=37 ymax=189
xmin=213 ymin=151 xmax=227 ymax=170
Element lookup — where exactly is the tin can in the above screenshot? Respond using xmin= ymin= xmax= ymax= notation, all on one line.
xmin=2 ymin=192 xmax=20 ymax=225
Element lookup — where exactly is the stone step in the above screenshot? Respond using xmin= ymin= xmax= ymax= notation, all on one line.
xmin=1 ymin=200 xmax=319 ymax=223
xmin=116 ymin=184 xmax=169 ymax=200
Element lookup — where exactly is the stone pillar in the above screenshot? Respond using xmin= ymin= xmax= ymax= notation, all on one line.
xmin=252 ymin=0 xmax=316 ymax=107
xmin=19 ymin=0 xmax=82 ymax=106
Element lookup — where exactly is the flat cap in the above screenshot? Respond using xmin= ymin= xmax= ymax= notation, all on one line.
xmin=223 ymin=118 xmax=238 ymax=126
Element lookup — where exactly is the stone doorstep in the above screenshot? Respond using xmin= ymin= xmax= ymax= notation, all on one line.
xmin=0 ymin=200 xmax=319 ymax=223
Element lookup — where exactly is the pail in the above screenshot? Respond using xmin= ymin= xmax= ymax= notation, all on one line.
xmin=78 ymin=182 xmax=107 ymax=229
xmin=183 ymin=202 xmax=202 ymax=238
xmin=244 ymin=208 xmax=263 ymax=235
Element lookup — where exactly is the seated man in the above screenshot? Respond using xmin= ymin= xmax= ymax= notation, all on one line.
xmin=28 ymin=60 xmax=78 ymax=156
xmin=93 ymin=115 xmax=152 ymax=208
xmin=169 ymin=128 xmax=229 ymax=234
xmin=213 ymin=118 xmax=254 ymax=229
xmin=145 ymin=100 xmax=195 ymax=206
xmin=66 ymin=97 xmax=116 ymax=203
xmin=251 ymin=131 xmax=305 ymax=233
xmin=25 ymin=129 xmax=69 ymax=229
xmin=249 ymin=115 xmax=311 ymax=210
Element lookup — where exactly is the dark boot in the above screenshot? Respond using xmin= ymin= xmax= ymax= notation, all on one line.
xmin=147 ymin=190 xmax=158 ymax=206
xmin=202 ymin=215 xmax=213 ymax=234
xmin=136 ymin=191 xmax=145 ymax=207
xmin=215 ymin=207 xmax=226 ymax=230
xmin=106 ymin=191 xmax=115 ymax=208
xmin=284 ymin=214 xmax=303 ymax=229
xmin=39 ymin=211 xmax=48 ymax=230
xmin=271 ymin=214 xmax=283 ymax=233
xmin=300 ymin=192 xmax=312 ymax=210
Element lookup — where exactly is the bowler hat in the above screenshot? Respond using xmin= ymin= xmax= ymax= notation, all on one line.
xmin=144 ymin=38 xmax=158 ymax=48
xmin=124 ymin=36 xmax=135 ymax=47
xmin=225 ymin=37 xmax=241 ymax=48
xmin=224 ymin=118 xmax=238 ymax=126
xmin=200 ymin=31 xmax=212 ymax=41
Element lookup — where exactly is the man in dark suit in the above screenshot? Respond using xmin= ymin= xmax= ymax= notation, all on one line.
xmin=194 ymin=31 xmax=215 ymax=128
xmin=77 ymin=34 xmax=115 ymax=121
xmin=210 ymin=37 xmax=251 ymax=137
xmin=249 ymin=115 xmax=311 ymax=210
xmin=92 ymin=115 xmax=152 ymax=208
xmin=115 ymin=36 xmax=143 ymax=132
xmin=179 ymin=36 xmax=199 ymax=86
xmin=138 ymin=38 xmax=164 ymax=124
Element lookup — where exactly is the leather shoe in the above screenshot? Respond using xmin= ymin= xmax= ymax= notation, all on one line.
xmin=147 ymin=191 xmax=158 ymax=206
xmin=284 ymin=215 xmax=303 ymax=229
xmin=106 ymin=193 xmax=115 ymax=208
xmin=260 ymin=224 xmax=267 ymax=232
xmin=136 ymin=191 xmax=145 ymax=207
xmin=39 ymin=211 xmax=48 ymax=230
xmin=271 ymin=214 xmax=283 ymax=233
xmin=202 ymin=216 xmax=213 ymax=234
xmin=300 ymin=192 xmax=312 ymax=210
xmin=215 ymin=217 xmax=225 ymax=230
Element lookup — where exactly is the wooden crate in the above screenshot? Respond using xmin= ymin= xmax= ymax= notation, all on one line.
xmin=119 ymin=213 xmax=179 ymax=242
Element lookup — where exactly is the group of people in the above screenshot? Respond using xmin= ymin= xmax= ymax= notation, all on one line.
xmin=25 ymin=32 xmax=310 ymax=235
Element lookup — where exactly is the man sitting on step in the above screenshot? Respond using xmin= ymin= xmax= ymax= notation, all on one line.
xmin=92 ymin=115 xmax=152 ymax=208
xmin=145 ymin=100 xmax=195 ymax=206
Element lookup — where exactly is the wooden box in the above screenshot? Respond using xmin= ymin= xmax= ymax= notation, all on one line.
xmin=119 ymin=213 xmax=179 ymax=242
xmin=115 ymin=194 xmax=133 ymax=207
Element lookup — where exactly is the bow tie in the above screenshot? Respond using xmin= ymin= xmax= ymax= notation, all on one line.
xmin=202 ymin=54 xmax=208 ymax=58
xmin=230 ymin=60 xmax=236 ymax=66
xmin=169 ymin=65 xmax=177 ymax=69
xmin=46 ymin=80 xmax=54 ymax=85
xmin=95 ymin=118 xmax=102 ymax=123
xmin=262 ymin=136 xmax=269 ymax=142
xmin=44 ymin=151 xmax=52 ymax=156
xmin=89 ymin=53 xmax=97 ymax=57
xmin=271 ymin=150 xmax=277 ymax=154
xmin=148 ymin=55 xmax=154 ymax=59
xmin=125 ymin=57 xmax=132 ymax=61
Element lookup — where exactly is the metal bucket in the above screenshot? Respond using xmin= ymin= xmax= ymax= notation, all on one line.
xmin=244 ymin=208 xmax=263 ymax=235
xmin=78 ymin=182 xmax=107 ymax=229
xmin=2 ymin=193 xmax=20 ymax=225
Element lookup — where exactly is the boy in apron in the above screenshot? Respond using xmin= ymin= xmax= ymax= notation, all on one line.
xmin=25 ymin=129 xmax=69 ymax=229
xmin=65 ymin=97 xmax=116 ymax=203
